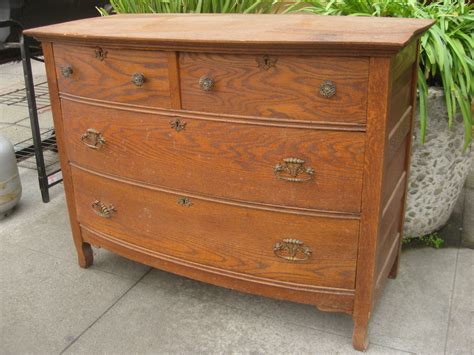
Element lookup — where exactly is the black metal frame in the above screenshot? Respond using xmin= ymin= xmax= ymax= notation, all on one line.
xmin=0 ymin=20 xmax=61 ymax=203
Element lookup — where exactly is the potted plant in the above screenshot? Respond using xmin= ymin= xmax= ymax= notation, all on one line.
xmin=286 ymin=0 xmax=473 ymax=238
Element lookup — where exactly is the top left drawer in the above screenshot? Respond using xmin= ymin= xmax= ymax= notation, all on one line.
xmin=53 ymin=44 xmax=171 ymax=108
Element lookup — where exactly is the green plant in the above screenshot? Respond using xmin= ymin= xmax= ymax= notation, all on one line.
xmin=98 ymin=0 xmax=278 ymax=15
xmin=402 ymin=232 xmax=444 ymax=248
xmin=287 ymin=0 xmax=473 ymax=149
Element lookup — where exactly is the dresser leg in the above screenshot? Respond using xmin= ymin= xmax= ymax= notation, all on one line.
xmin=352 ymin=318 xmax=369 ymax=351
xmin=77 ymin=242 xmax=93 ymax=268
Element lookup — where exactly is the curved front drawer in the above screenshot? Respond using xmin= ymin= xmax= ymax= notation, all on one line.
xmin=62 ymin=100 xmax=365 ymax=213
xmin=72 ymin=167 xmax=359 ymax=289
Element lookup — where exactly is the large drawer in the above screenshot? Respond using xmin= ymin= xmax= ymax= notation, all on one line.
xmin=72 ymin=167 xmax=359 ymax=289
xmin=179 ymin=53 xmax=369 ymax=124
xmin=62 ymin=100 xmax=365 ymax=213
xmin=53 ymin=44 xmax=171 ymax=108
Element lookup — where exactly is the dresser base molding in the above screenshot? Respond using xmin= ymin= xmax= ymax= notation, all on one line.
xmin=80 ymin=225 xmax=355 ymax=315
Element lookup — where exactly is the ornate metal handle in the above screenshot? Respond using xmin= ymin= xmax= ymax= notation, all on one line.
xmin=61 ymin=65 xmax=73 ymax=78
xmin=170 ymin=118 xmax=186 ymax=132
xmin=199 ymin=75 xmax=214 ymax=91
xmin=81 ymin=129 xmax=105 ymax=149
xmin=177 ymin=197 xmax=193 ymax=207
xmin=319 ymin=80 xmax=336 ymax=98
xmin=274 ymin=239 xmax=312 ymax=262
xmin=274 ymin=158 xmax=314 ymax=182
xmin=92 ymin=200 xmax=115 ymax=218
xmin=132 ymin=72 xmax=145 ymax=87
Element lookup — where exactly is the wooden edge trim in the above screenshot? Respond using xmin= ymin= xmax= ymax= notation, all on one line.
xmin=381 ymin=171 xmax=407 ymax=220
xmin=81 ymin=224 xmax=354 ymax=314
xmin=70 ymin=162 xmax=361 ymax=220
xmin=386 ymin=106 xmax=412 ymax=163
xmin=59 ymin=93 xmax=367 ymax=132
xmin=167 ymin=51 xmax=181 ymax=109
xmin=25 ymin=35 xmax=412 ymax=57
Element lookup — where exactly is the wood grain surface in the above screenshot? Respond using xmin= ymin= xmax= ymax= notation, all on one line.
xmin=81 ymin=226 xmax=355 ymax=314
xmin=24 ymin=14 xmax=434 ymax=55
xmin=72 ymin=166 xmax=360 ymax=289
xmin=54 ymin=44 xmax=171 ymax=107
xmin=61 ymin=99 xmax=365 ymax=214
xmin=180 ymin=53 xmax=368 ymax=123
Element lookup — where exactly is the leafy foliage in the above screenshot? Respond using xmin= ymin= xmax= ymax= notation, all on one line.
xmin=402 ymin=232 xmax=444 ymax=248
xmin=287 ymin=0 xmax=473 ymax=149
xmin=99 ymin=0 xmax=278 ymax=14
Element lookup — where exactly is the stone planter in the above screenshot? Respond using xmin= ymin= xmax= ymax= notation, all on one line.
xmin=404 ymin=87 xmax=473 ymax=237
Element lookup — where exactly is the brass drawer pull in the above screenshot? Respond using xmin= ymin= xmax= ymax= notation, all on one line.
xmin=256 ymin=54 xmax=277 ymax=70
xmin=177 ymin=197 xmax=193 ymax=207
xmin=92 ymin=200 xmax=115 ymax=218
xmin=199 ymin=75 xmax=214 ymax=91
xmin=274 ymin=158 xmax=314 ymax=182
xmin=274 ymin=239 xmax=312 ymax=262
xmin=320 ymin=80 xmax=336 ymax=98
xmin=132 ymin=72 xmax=145 ymax=86
xmin=170 ymin=118 xmax=186 ymax=132
xmin=61 ymin=65 xmax=73 ymax=78
xmin=81 ymin=129 xmax=105 ymax=149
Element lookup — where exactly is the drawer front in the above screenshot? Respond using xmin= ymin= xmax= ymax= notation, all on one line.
xmin=53 ymin=44 xmax=171 ymax=108
xmin=180 ymin=53 xmax=368 ymax=123
xmin=62 ymin=100 xmax=365 ymax=213
xmin=72 ymin=167 xmax=359 ymax=289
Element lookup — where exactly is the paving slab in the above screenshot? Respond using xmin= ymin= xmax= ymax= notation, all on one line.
xmin=2 ymin=168 xmax=150 ymax=281
xmin=63 ymin=280 xmax=408 ymax=354
xmin=370 ymin=247 xmax=458 ymax=354
xmin=16 ymin=107 xmax=54 ymax=130
xmin=0 ymin=123 xmax=33 ymax=143
xmin=445 ymin=248 xmax=474 ymax=355
xmin=0 ymin=104 xmax=29 ymax=124
xmin=461 ymin=188 xmax=474 ymax=248
xmin=0 ymin=242 xmax=136 ymax=354
xmin=0 ymin=59 xmax=46 ymax=84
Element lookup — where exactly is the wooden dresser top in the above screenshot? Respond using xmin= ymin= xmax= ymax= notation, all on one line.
xmin=25 ymin=14 xmax=433 ymax=55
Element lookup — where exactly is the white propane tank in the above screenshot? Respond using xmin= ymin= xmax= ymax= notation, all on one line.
xmin=0 ymin=135 xmax=22 ymax=219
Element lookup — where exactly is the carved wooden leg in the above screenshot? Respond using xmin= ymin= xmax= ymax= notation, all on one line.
xmin=352 ymin=316 xmax=369 ymax=351
xmin=77 ymin=242 xmax=93 ymax=268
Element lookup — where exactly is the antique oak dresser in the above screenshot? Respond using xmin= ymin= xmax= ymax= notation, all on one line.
xmin=25 ymin=15 xmax=433 ymax=350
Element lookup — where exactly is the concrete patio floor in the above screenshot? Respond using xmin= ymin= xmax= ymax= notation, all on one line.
xmin=1 ymin=61 xmax=473 ymax=354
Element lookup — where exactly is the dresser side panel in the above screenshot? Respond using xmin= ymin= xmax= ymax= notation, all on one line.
xmin=385 ymin=41 xmax=421 ymax=280
xmin=375 ymin=41 xmax=420 ymax=288
xmin=43 ymin=42 xmax=92 ymax=267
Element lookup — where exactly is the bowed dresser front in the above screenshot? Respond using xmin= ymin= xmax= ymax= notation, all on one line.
xmin=25 ymin=14 xmax=433 ymax=351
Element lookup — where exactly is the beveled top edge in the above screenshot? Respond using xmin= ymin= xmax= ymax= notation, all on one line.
xmin=24 ymin=14 xmax=434 ymax=55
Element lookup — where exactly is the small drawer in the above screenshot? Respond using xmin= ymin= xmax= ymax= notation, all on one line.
xmin=179 ymin=53 xmax=369 ymax=124
xmin=72 ymin=167 xmax=359 ymax=289
xmin=53 ymin=44 xmax=171 ymax=108
xmin=61 ymin=100 xmax=366 ymax=214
